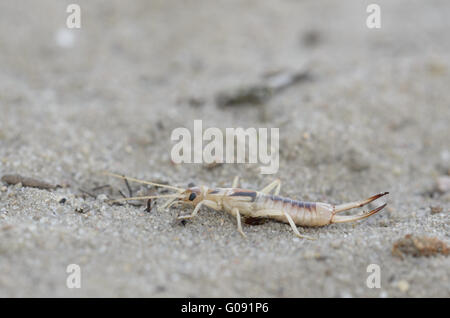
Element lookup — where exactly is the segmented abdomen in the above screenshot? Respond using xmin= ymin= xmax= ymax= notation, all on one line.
xmin=255 ymin=194 xmax=331 ymax=226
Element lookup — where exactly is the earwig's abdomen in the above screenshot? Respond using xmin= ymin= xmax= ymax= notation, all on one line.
xmin=255 ymin=194 xmax=334 ymax=226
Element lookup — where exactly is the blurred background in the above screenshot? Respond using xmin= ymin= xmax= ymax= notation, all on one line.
xmin=0 ymin=0 xmax=449 ymax=297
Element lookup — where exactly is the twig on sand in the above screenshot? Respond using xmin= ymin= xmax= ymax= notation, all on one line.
xmin=145 ymin=199 xmax=153 ymax=213
xmin=1 ymin=174 xmax=56 ymax=190
xmin=215 ymin=70 xmax=311 ymax=107
xmin=79 ymin=188 xmax=97 ymax=198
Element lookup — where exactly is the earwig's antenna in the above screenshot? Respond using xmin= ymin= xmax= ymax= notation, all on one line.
xmin=102 ymin=171 xmax=184 ymax=192
xmin=108 ymin=194 xmax=181 ymax=204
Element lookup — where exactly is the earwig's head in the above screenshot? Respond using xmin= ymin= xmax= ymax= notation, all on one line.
xmin=178 ymin=186 xmax=204 ymax=206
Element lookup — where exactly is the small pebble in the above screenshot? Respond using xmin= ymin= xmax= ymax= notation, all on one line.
xmin=436 ymin=176 xmax=450 ymax=193
xmin=396 ymin=280 xmax=409 ymax=293
xmin=75 ymin=204 xmax=90 ymax=214
xmin=430 ymin=206 xmax=443 ymax=214
xmin=125 ymin=146 xmax=133 ymax=154
xmin=392 ymin=234 xmax=449 ymax=258
xmin=96 ymin=194 xmax=108 ymax=202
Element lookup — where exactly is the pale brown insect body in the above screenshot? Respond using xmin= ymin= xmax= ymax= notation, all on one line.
xmin=106 ymin=173 xmax=388 ymax=239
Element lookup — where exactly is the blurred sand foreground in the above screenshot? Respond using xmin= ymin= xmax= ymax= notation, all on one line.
xmin=0 ymin=1 xmax=449 ymax=297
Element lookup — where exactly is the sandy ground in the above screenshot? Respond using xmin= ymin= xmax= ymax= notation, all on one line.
xmin=0 ymin=0 xmax=449 ymax=297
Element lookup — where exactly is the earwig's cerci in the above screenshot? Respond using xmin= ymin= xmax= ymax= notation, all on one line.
xmin=105 ymin=172 xmax=388 ymax=239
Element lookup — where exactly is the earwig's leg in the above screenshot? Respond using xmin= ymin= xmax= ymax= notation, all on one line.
xmin=260 ymin=179 xmax=281 ymax=195
xmin=177 ymin=201 xmax=204 ymax=219
xmin=177 ymin=200 xmax=218 ymax=220
xmin=167 ymin=201 xmax=193 ymax=209
xmin=166 ymin=200 xmax=180 ymax=209
xmin=159 ymin=197 xmax=178 ymax=211
xmin=274 ymin=181 xmax=281 ymax=195
xmin=250 ymin=208 xmax=315 ymax=240
xmin=232 ymin=176 xmax=239 ymax=188
xmin=283 ymin=211 xmax=315 ymax=240
xmin=232 ymin=208 xmax=247 ymax=238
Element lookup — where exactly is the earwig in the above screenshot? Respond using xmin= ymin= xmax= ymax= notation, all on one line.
xmin=104 ymin=172 xmax=388 ymax=239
